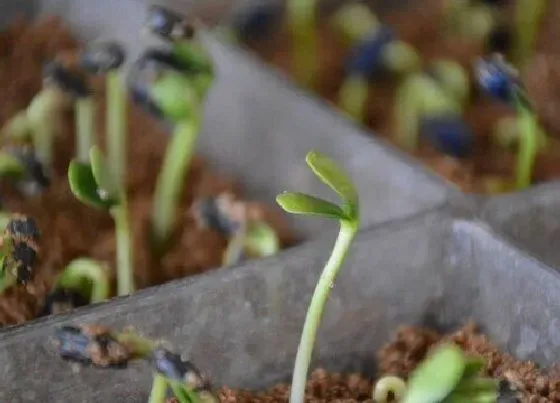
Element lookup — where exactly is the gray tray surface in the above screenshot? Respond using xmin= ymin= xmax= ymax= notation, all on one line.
xmin=1 ymin=208 xmax=559 ymax=402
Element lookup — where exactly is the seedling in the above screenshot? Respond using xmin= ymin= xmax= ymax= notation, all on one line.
xmin=1 ymin=61 xmax=76 ymax=176
xmin=394 ymin=60 xmax=472 ymax=157
xmin=43 ymin=60 xmax=95 ymax=165
xmin=56 ymin=324 xmax=217 ymax=403
xmin=476 ymin=53 xmax=538 ymax=190
xmin=41 ymin=258 xmax=110 ymax=317
xmin=0 ymin=214 xmax=40 ymax=294
xmin=285 ymin=0 xmax=318 ymax=89
xmin=80 ymin=42 xmax=127 ymax=185
xmin=131 ymin=8 xmax=215 ymax=256
xmin=339 ymin=25 xmax=420 ymax=123
xmin=373 ymin=342 xmax=498 ymax=403
xmin=513 ymin=0 xmax=548 ymax=68
xmin=191 ymin=193 xmax=280 ymax=266
xmin=276 ymin=150 xmax=359 ymax=403
xmin=68 ymin=146 xmax=134 ymax=296
xmin=145 ymin=6 xmax=214 ymax=99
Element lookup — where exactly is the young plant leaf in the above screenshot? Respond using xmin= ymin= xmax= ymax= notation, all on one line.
xmin=305 ymin=151 xmax=358 ymax=217
xmin=68 ymin=160 xmax=117 ymax=210
xmin=90 ymin=146 xmax=121 ymax=203
xmin=403 ymin=343 xmax=466 ymax=403
xmin=276 ymin=192 xmax=346 ymax=220
xmin=244 ymin=221 xmax=280 ymax=258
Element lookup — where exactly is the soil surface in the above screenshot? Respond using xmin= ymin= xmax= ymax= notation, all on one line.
xmin=218 ymin=323 xmax=560 ymax=402
xmin=0 ymin=18 xmax=294 ymax=326
xmin=241 ymin=0 xmax=560 ymax=193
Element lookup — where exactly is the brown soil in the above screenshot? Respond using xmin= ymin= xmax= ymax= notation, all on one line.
xmin=241 ymin=0 xmax=560 ymax=193
xmin=218 ymin=323 xmax=560 ymax=403
xmin=0 ymin=18 xmax=295 ymax=326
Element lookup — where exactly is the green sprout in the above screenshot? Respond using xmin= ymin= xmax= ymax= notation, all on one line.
xmin=276 ymin=150 xmax=359 ymax=403
xmin=2 ymin=81 xmax=69 ymax=175
xmin=513 ymin=0 xmax=548 ymax=68
xmin=56 ymin=323 xmax=217 ymax=403
xmin=338 ymin=24 xmax=420 ymax=123
xmin=394 ymin=62 xmax=467 ymax=151
xmin=191 ymin=193 xmax=280 ymax=267
xmin=476 ymin=54 xmax=540 ymax=190
xmin=68 ymin=146 xmax=134 ymax=296
xmin=53 ymin=258 xmax=110 ymax=304
xmin=286 ymin=0 xmax=318 ymax=89
xmin=373 ymin=343 xmax=498 ymax=403
xmin=148 ymin=73 xmax=203 ymax=255
xmin=140 ymin=7 xmax=215 ymax=256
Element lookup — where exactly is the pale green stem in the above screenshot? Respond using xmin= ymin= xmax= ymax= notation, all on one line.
xmin=106 ymin=70 xmax=127 ymax=187
xmin=329 ymin=3 xmax=380 ymax=45
xmin=515 ymin=101 xmax=538 ymax=190
xmin=286 ymin=0 xmax=318 ymax=89
xmin=57 ymin=258 xmax=110 ymax=303
xmin=289 ymin=220 xmax=358 ymax=403
xmin=373 ymin=376 xmax=407 ymax=403
xmin=26 ymin=88 xmax=67 ymax=173
xmin=151 ymin=118 xmax=201 ymax=251
xmin=394 ymin=77 xmax=421 ymax=151
xmin=338 ymin=75 xmax=369 ymax=123
xmin=148 ymin=374 xmax=168 ymax=403
xmin=0 ymin=237 xmax=15 ymax=294
xmin=33 ymin=124 xmax=54 ymax=174
xmin=110 ymin=203 xmax=134 ymax=296
xmin=514 ymin=0 xmax=548 ymax=68
xmin=76 ymin=98 xmax=96 ymax=164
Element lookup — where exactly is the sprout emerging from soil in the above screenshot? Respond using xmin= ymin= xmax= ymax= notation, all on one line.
xmin=286 ymin=0 xmax=318 ymax=89
xmin=68 ymin=146 xmax=134 ymax=296
xmin=56 ymin=324 xmax=216 ymax=403
xmin=374 ymin=342 xmax=498 ymax=403
xmin=1 ymin=60 xmax=73 ymax=178
xmin=476 ymin=53 xmax=539 ymax=190
xmin=43 ymin=60 xmax=95 ymax=165
xmin=67 ymin=40 xmax=132 ymax=297
xmin=513 ymin=0 xmax=548 ymax=68
xmin=339 ymin=25 xmax=420 ymax=123
xmin=394 ymin=60 xmax=472 ymax=157
xmin=131 ymin=11 xmax=215 ymax=257
xmin=276 ymin=150 xmax=359 ymax=403
xmin=191 ymin=193 xmax=279 ymax=266
xmin=80 ymin=41 xmax=127 ymax=186
xmin=41 ymin=258 xmax=110 ymax=317
xmin=0 ymin=214 xmax=40 ymax=293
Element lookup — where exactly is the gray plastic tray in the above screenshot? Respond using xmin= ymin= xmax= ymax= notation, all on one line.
xmin=2 ymin=208 xmax=560 ymax=402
